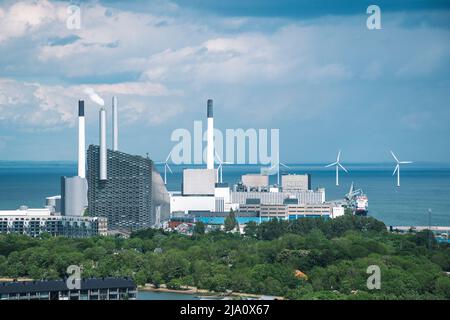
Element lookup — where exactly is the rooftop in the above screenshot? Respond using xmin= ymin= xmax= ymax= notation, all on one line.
xmin=0 ymin=278 xmax=136 ymax=294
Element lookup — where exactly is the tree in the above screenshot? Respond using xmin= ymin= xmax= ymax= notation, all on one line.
xmin=224 ymin=209 xmax=237 ymax=232
xmin=244 ymin=221 xmax=258 ymax=238
xmin=193 ymin=222 xmax=206 ymax=235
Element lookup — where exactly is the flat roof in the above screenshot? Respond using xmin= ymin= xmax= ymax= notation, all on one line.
xmin=0 ymin=278 xmax=136 ymax=294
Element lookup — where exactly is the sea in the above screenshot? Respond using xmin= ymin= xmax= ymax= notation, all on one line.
xmin=0 ymin=161 xmax=449 ymax=227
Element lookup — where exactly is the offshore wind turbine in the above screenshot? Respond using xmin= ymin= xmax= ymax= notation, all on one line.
xmin=215 ymin=151 xmax=232 ymax=183
xmin=157 ymin=151 xmax=173 ymax=185
xmin=261 ymin=161 xmax=290 ymax=186
xmin=391 ymin=151 xmax=412 ymax=187
xmin=325 ymin=150 xmax=348 ymax=186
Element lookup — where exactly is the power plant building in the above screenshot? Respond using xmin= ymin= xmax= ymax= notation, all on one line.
xmin=87 ymin=145 xmax=170 ymax=230
xmin=182 ymin=169 xmax=216 ymax=196
xmin=231 ymin=189 xmax=325 ymax=206
xmin=241 ymin=174 xmax=269 ymax=191
xmin=282 ymin=174 xmax=311 ymax=191
xmin=61 ymin=176 xmax=87 ymax=216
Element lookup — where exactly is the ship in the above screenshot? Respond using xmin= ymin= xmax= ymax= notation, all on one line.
xmin=354 ymin=193 xmax=368 ymax=216
xmin=345 ymin=182 xmax=368 ymax=216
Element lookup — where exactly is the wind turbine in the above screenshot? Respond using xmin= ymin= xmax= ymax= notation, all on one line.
xmin=391 ymin=151 xmax=412 ymax=187
xmin=215 ymin=151 xmax=232 ymax=183
xmin=325 ymin=150 xmax=348 ymax=186
xmin=261 ymin=161 xmax=290 ymax=186
xmin=157 ymin=151 xmax=173 ymax=185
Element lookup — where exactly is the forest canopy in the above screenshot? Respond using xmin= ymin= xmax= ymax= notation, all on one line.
xmin=0 ymin=215 xmax=449 ymax=300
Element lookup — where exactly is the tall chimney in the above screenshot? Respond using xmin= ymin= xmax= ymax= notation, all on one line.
xmin=99 ymin=107 xmax=107 ymax=180
xmin=77 ymin=100 xmax=86 ymax=178
xmin=112 ymin=96 xmax=118 ymax=151
xmin=207 ymin=99 xmax=214 ymax=170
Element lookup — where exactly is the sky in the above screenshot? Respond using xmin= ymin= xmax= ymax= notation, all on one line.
xmin=0 ymin=0 xmax=449 ymax=163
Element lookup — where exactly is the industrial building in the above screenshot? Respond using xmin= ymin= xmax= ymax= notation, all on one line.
xmin=85 ymin=98 xmax=170 ymax=231
xmin=170 ymin=99 xmax=221 ymax=215
xmin=0 ymin=207 xmax=107 ymax=238
xmin=87 ymin=145 xmax=170 ymax=231
xmin=241 ymin=174 xmax=269 ymax=191
xmin=231 ymin=188 xmax=325 ymax=206
xmin=282 ymin=174 xmax=311 ymax=191
xmin=238 ymin=201 xmax=344 ymax=220
xmin=182 ymin=168 xmax=216 ymax=196
xmin=60 ymin=100 xmax=88 ymax=217
xmin=0 ymin=278 xmax=136 ymax=300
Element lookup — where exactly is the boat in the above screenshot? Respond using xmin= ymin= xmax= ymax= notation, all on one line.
xmin=345 ymin=182 xmax=368 ymax=216
xmin=354 ymin=194 xmax=368 ymax=216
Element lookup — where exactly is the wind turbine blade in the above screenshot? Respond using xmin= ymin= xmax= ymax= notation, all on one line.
xmin=325 ymin=162 xmax=338 ymax=168
xmin=337 ymin=150 xmax=341 ymax=162
xmin=390 ymin=151 xmax=399 ymax=163
xmin=338 ymin=163 xmax=348 ymax=173
xmin=165 ymin=151 xmax=172 ymax=163
xmin=392 ymin=164 xmax=399 ymax=176
xmin=400 ymin=161 xmax=413 ymax=164
xmin=214 ymin=150 xmax=222 ymax=164
xmin=280 ymin=162 xmax=290 ymax=169
xmin=166 ymin=163 xmax=173 ymax=174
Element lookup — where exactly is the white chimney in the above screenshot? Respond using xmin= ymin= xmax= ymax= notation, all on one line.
xmin=207 ymin=99 xmax=214 ymax=170
xmin=77 ymin=100 xmax=86 ymax=178
xmin=112 ymin=96 xmax=118 ymax=151
xmin=99 ymin=107 xmax=107 ymax=180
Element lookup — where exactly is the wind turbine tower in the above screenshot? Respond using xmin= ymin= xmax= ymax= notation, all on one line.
xmin=325 ymin=150 xmax=348 ymax=186
xmin=391 ymin=151 xmax=412 ymax=187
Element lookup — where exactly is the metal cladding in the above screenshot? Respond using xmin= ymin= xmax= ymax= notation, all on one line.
xmin=61 ymin=176 xmax=88 ymax=216
xmin=206 ymin=99 xmax=214 ymax=170
xmin=112 ymin=96 xmax=118 ymax=151
xmin=87 ymin=145 xmax=170 ymax=230
xmin=207 ymin=99 xmax=213 ymax=118
xmin=78 ymin=100 xmax=86 ymax=178
xmin=99 ymin=108 xmax=107 ymax=180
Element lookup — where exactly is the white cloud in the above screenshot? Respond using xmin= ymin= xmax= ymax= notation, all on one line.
xmin=0 ymin=1 xmax=449 ymax=163
xmin=0 ymin=78 xmax=180 ymax=130
xmin=0 ymin=0 xmax=65 ymax=43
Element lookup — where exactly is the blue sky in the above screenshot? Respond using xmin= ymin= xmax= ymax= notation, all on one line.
xmin=0 ymin=0 xmax=449 ymax=163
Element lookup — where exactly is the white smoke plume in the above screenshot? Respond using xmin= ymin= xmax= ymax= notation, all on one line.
xmin=84 ymin=87 xmax=105 ymax=106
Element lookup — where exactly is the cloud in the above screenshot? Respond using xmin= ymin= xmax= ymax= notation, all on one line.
xmin=0 ymin=0 xmax=65 ymax=43
xmin=0 ymin=78 xmax=180 ymax=130
xmin=0 ymin=1 xmax=449 ymax=161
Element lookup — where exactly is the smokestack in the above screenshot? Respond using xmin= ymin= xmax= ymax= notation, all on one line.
xmin=78 ymin=100 xmax=86 ymax=178
xmin=207 ymin=99 xmax=214 ymax=170
xmin=112 ymin=96 xmax=118 ymax=151
xmin=99 ymin=107 xmax=107 ymax=181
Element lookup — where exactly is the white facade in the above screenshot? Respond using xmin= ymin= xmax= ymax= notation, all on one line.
xmin=242 ymin=174 xmax=269 ymax=189
xmin=0 ymin=207 xmax=107 ymax=237
xmin=182 ymin=169 xmax=216 ymax=195
xmin=282 ymin=174 xmax=310 ymax=191
xmin=214 ymin=186 xmax=230 ymax=203
xmin=170 ymin=194 xmax=216 ymax=214
xmin=231 ymin=189 xmax=325 ymax=205
xmin=331 ymin=206 xmax=345 ymax=219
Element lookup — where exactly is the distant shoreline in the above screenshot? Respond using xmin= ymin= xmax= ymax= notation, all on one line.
xmin=138 ymin=284 xmax=284 ymax=300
